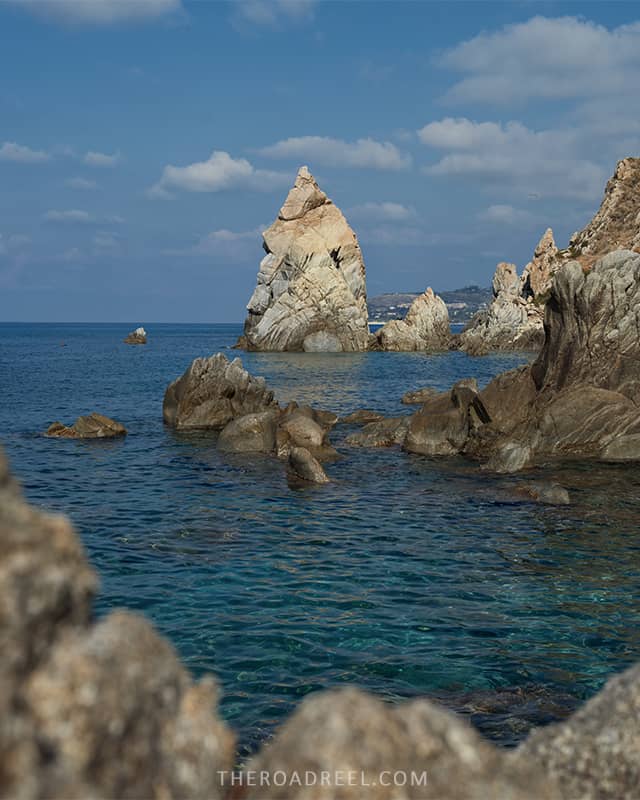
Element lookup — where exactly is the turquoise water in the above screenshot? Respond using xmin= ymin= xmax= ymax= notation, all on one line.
xmin=2 ymin=322 xmax=640 ymax=753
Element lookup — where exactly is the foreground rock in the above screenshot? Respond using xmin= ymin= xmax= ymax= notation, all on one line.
xmin=375 ymin=288 xmax=452 ymax=351
xmin=346 ymin=415 xmax=410 ymax=448
xmin=239 ymin=166 xmax=369 ymax=352
xmin=123 ymin=326 xmax=147 ymax=345
xmin=339 ymin=409 xmax=384 ymax=425
xmin=163 ymin=353 xmax=278 ymax=430
xmin=401 ymin=386 xmax=439 ymax=405
xmin=0 ymin=448 xmax=234 ymax=799
xmin=46 ymin=412 xmax=126 ymax=439
xmin=246 ymin=688 xmax=559 ymax=800
xmin=516 ymin=662 xmax=640 ymax=800
xmin=287 ymin=447 xmax=330 ymax=484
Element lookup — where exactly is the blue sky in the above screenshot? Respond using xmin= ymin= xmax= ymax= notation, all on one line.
xmin=1 ymin=0 xmax=639 ymax=322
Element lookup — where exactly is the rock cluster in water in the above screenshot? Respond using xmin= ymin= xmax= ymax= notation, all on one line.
xmin=3 ymin=444 xmax=640 ymax=799
xmin=460 ymin=157 xmax=640 ymax=353
xmin=239 ymin=166 xmax=370 ymax=352
xmin=124 ymin=326 xmax=147 ymax=345
xmin=46 ymin=412 xmax=127 ymax=439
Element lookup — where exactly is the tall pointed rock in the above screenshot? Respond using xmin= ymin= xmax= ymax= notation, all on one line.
xmin=239 ymin=166 xmax=369 ymax=352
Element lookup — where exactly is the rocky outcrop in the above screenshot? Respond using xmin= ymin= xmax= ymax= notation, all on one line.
xmin=163 ymin=353 xmax=278 ymax=430
xmin=287 ymin=447 xmax=330 ymax=484
xmin=46 ymin=413 xmax=126 ymax=439
xmin=340 ymin=409 xmax=385 ymax=425
xmin=460 ymin=158 xmax=640 ymax=354
xmin=374 ymin=288 xmax=452 ymax=351
xmin=239 ymin=166 xmax=369 ymax=352
xmin=346 ymin=415 xmax=410 ymax=448
xmin=0 ymin=447 xmax=234 ymax=800
xmin=401 ymin=386 xmax=439 ymax=405
xmin=568 ymin=156 xmax=640 ymax=262
xmin=124 ymin=326 xmax=147 ymax=345
xmin=408 ymin=250 xmax=640 ymax=470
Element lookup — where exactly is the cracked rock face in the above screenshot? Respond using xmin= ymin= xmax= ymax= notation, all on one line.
xmin=375 ymin=288 xmax=452 ymax=351
xmin=240 ymin=166 xmax=369 ymax=352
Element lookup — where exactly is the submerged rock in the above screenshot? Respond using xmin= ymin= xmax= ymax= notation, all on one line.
xmin=245 ymin=687 xmax=559 ymax=800
xmin=287 ymin=447 xmax=330 ymax=484
xmin=401 ymin=386 xmax=439 ymax=405
xmin=46 ymin=413 xmax=126 ymax=439
xmin=163 ymin=353 xmax=277 ymax=431
xmin=375 ymin=288 xmax=452 ymax=352
xmin=240 ymin=166 xmax=369 ymax=352
xmin=124 ymin=326 xmax=147 ymax=345
xmin=516 ymin=482 xmax=570 ymax=505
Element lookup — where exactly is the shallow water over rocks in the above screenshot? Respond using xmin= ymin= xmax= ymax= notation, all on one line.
xmin=2 ymin=322 xmax=640 ymax=755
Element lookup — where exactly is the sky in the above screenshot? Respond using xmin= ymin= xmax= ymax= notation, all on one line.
xmin=1 ymin=0 xmax=639 ymax=322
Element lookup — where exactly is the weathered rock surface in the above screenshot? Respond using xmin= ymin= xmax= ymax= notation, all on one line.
xmin=460 ymin=158 xmax=640 ymax=353
xmin=0 ymin=448 xmax=234 ymax=800
xmin=123 ymin=326 xmax=147 ymax=345
xmin=278 ymin=407 xmax=338 ymax=460
xmin=375 ymin=288 xmax=452 ymax=351
xmin=240 ymin=166 xmax=369 ymax=352
xmin=163 ymin=353 xmax=277 ymax=430
xmin=515 ymin=661 xmax=640 ymax=800
xmin=46 ymin=413 xmax=127 ymax=439
xmin=287 ymin=447 xmax=330 ymax=484
xmin=340 ymin=409 xmax=385 ymax=425
xmin=217 ymin=410 xmax=280 ymax=454
xmin=401 ymin=386 xmax=439 ymax=405
xmin=346 ymin=415 xmax=410 ymax=448
xmin=245 ymin=688 xmax=559 ymax=800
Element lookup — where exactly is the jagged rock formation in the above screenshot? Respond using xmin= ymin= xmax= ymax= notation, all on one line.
xmin=239 ymin=166 xmax=369 ymax=352
xmin=461 ymin=158 xmax=640 ymax=353
xmin=124 ymin=326 xmax=147 ymax=345
xmin=46 ymin=412 xmax=127 ymax=439
xmin=374 ymin=288 xmax=452 ymax=351
xmin=408 ymin=250 xmax=640 ymax=470
xmin=0 ymin=447 xmax=234 ymax=800
xmin=163 ymin=353 xmax=278 ymax=430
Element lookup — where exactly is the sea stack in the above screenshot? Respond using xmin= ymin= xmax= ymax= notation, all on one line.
xmin=375 ymin=287 xmax=452 ymax=351
xmin=238 ymin=166 xmax=369 ymax=352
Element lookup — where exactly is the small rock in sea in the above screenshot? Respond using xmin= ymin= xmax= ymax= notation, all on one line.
xmin=401 ymin=387 xmax=440 ymax=405
xmin=124 ymin=327 xmax=147 ymax=345
xmin=287 ymin=447 xmax=330 ymax=484
xmin=217 ymin=410 xmax=279 ymax=454
xmin=346 ymin=416 xmax=410 ymax=448
xmin=340 ymin=409 xmax=384 ymax=425
xmin=518 ymin=482 xmax=570 ymax=505
xmin=46 ymin=413 xmax=127 ymax=439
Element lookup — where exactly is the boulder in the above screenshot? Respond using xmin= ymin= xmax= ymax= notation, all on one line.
xmin=375 ymin=288 xmax=452 ymax=351
xmin=124 ymin=326 xmax=147 ymax=345
xmin=516 ymin=482 xmax=570 ymax=505
xmin=346 ymin=416 xmax=410 ymax=448
xmin=217 ymin=410 xmax=279 ymax=454
xmin=340 ymin=409 xmax=385 ymax=425
xmin=0 ymin=447 xmax=234 ymax=800
xmin=46 ymin=413 xmax=126 ymax=439
xmin=245 ymin=688 xmax=558 ymax=800
xmin=278 ymin=409 xmax=338 ymax=460
xmin=515 ymin=661 xmax=640 ymax=800
xmin=287 ymin=447 xmax=330 ymax=485
xmin=239 ymin=167 xmax=369 ymax=352
xmin=163 ymin=353 xmax=278 ymax=431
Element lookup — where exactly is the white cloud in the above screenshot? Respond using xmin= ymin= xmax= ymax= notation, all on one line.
xmin=439 ymin=16 xmax=640 ymax=105
xmin=0 ymin=141 xmax=50 ymax=163
xmin=93 ymin=232 xmax=119 ymax=249
xmin=84 ymin=150 xmax=121 ymax=167
xmin=347 ymin=202 xmax=416 ymax=222
xmin=44 ymin=209 xmax=93 ymax=224
xmin=149 ymin=151 xmax=290 ymax=197
xmin=164 ymin=226 xmax=265 ymax=261
xmin=10 ymin=0 xmax=182 ymax=25
xmin=418 ymin=117 xmax=605 ymax=199
xmin=66 ymin=177 xmax=98 ymax=190
xmin=259 ymin=136 xmax=411 ymax=170
xmin=233 ymin=0 xmax=316 ymax=27
xmin=478 ymin=204 xmax=532 ymax=225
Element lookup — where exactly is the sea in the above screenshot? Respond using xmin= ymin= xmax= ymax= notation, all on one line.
xmin=2 ymin=322 xmax=640 ymax=755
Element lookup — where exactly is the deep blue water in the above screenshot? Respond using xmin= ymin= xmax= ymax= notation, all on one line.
xmin=2 ymin=322 xmax=640 ymax=753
